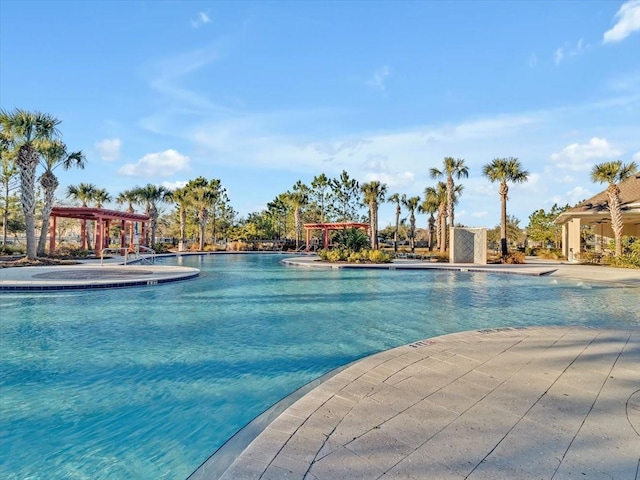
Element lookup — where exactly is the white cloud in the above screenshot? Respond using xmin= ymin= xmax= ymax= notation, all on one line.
xmin=603 ymin=0 xmax=640 ymax=43
xmin=550 ymin=137 xmax=623 ymax=171
xmin=528 ymin=53 xmax=538 ymax=68
xmin=191 ymin=11 xmax=211 ymax=28
xmin=362 ymin=171 xmax=415 ymax=189
xmin=118 ymin=149 xmax=190 ymax=177
xmin=95 ymin=138 xmax=121 ymax=161
xmin=161 ymin=180 xmax=188 ymax=190
xmin=632 ymin=151 xmax=640 ymax=161
xmin=367 ymin=65 xmax=391 ymax=91
xmin=554 ymin=38 xmax=587 ymax=65
xmin=564 ymin=186 xmax=593 ymax=205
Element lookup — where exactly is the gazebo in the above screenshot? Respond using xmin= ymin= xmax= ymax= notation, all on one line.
xmin=303 ymin=222 xmax=370 ymax=251
xmin=48 ymin=207 xmax=151 ymax=255
xmin=554 ymin=174 xmax=640 ymax=260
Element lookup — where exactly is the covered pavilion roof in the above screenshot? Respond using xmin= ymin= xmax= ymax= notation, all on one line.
xmin=555 ymin=174 xmax=640 ymax=225
xmin=50 ymin=206 xmax=150 ymax=222
xmin=303 ymin=222 xmax=370 ymax=230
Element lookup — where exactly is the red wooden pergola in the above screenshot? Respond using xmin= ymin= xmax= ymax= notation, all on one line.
xmin=303 ymin=222 xmax=370 ymax=251
xmin=49 ymin=207 xmax=150 ymax=255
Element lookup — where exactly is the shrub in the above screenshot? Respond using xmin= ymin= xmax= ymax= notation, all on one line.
xmin=502 ymin=251 xmax=525 ymax=264
xmin=368 ymin=249 xmax=393 ymax=263
xmin=0 ymin=244 xmax=24 ymax=256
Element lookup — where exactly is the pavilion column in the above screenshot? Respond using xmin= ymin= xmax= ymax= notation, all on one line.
xmin=81 ymin=219 xmax=87 ymax=249
xmin=105 ymin=220 xmax=111 ymax=249
xmin=130 ymin=222 xmax=135 ymax=251
xmin=305 ymin=228 xmax=310 ymax=252
xmin=95 ymin=217 xmax=103 ymax=256
xmin=120 ymin=220 xmax=126 ymax=255
xmin=49 ymin=215 xmax=57 ymax=254
xmin=141 ymin=222 xmax=147 ymax=246
xmin=323 ymin=227 xmax=329 ymax=249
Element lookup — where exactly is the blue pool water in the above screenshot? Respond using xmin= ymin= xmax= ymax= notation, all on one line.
xmin=1 ymin=254 xmax=638 ymax=479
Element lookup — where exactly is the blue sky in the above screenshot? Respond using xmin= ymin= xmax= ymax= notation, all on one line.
xmin=1 ymin=0 xmax=639 ymax=229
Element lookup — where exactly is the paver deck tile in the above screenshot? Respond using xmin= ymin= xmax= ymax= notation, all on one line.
xmin=207 ymin=327 xmax=639 ymax=480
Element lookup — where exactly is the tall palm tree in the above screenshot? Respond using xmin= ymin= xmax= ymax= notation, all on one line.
xmin=430 ymin=157 xmax=469 ymax=237
xmin=419 ymin=190 xmax=439 ymax=252
xmin=401 ymin=194 xmax=421 ymax=253
xmin=361 ymin=181 xmax=387 ymax=250
xmin=0 ymin=109 xmax=61 ymax=259
xmin=116 ymin=189 xmax=139 ymax=250
xmin=387 ymin=193 xmax=402 ymax=253
xmin=67 ymin=182 xmax=97 ymax=249
xmin=590 ymin=160 xmax=638 ymax=257
xmin=171 ymin=186 xmax=191 ymax=252
xmin=286 ymin=181 xmax=309 ymax=249
xmin=116 ymin=189 xmax=138 ymax=213
xmin=483 ymin=157 xmax=529 ymax=256
xmin=92 ymin=188 xmax=111 ymax=208
xmin=133 ymin=183 xmax=172 ymax=247
xmin=423 ymin=182 xmax=447 ymax=252
xmin=37 ymin=140 xmax=86 ymax=255
xmin=184 ymin=177 xmax=215 ymax=251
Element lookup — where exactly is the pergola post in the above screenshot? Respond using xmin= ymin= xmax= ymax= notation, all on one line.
xmin=49 ymin=215 xmax=57 ymax=254
xmin=120 ymin=220 xmax=126 ymax=255
xmin=94 ymin=217 xmax=103 ymax=256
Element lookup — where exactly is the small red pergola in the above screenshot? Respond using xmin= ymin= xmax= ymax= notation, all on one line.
xmin=49 ymin=207 xmax=150 ymax=255
xmin=304 ymin=222 xmax=370 ymax=251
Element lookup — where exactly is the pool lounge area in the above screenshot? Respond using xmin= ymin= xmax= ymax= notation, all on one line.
xmin=1 ymin=253 xmax=639 ymax=479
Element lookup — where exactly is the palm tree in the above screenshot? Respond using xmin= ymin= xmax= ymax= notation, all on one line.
xmin=387 ymin=193 xmax=402 ymax=253
xmin=37 ymin=140 xmax=86 ymax=255
xmin=184 ymin=177 xmax=215 ymax=251
xmin=67 ymin=182 xmax=97 ymax=249
xmin=0 ymin=109 xmax=61 ymax=259
xmin=92 ymin=188 xmax=111 ymax=209
xmin=423 ymin=182 xmax=447 ymax=252
xmin=361 ymin=181 xmax=387 ymax=250
xmin=116 ymin=189 xmax=138 ymax=213
xmin=401 ymin=194 xmax=421 ymax=252
xmin=590 ymin=160 xmax=638 ymax=257
xmin=171 ymin=186 xmax=191 ymax=252
xmin=133 ymin=183 xmax=172 ymax=247
xmin=419 ymin=191 xmax=438 ymax=252
xmin=482 ymin=157 xmax=529 ymax=256
xmin=430 ymin=157 xmax=469 ymax=240
xmin=116 ymin=189 xmax=139 ymax=250
xmin=285 ymin=181 xmax=309 ymax=249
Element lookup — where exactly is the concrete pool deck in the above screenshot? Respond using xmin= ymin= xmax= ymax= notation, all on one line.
xmin=0 ymin=258 xmax=200 ymax=290
xmin=202 ymin=326 xmax=640 ymax=480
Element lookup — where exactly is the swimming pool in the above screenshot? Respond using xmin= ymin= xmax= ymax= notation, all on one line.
xmin=1 ymin=254 xmax=638 ymax=479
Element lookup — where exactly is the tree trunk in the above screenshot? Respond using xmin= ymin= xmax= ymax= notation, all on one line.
xmin=394 ymin=205 xmax=400 ymax=253
xmin=178 ymin=207 xmax=186 ymax=252
xmin=37 ymin=171 xmax=58 ymax=256
xmin=410 ymin=213 xmax=416 ymax=253
xmin=500 ymin=182 xmax=509 ymax=257
xmin=447 ymin=176 xmax=454 ymax=232
xmin=428 ymin=214 xmax=435 ymax=251
xmin=198 ymin=209 xmax=208 ymax=251
xmin=16 ymin=145 xmax=39 ymax=260
xmin=369 ymin=201 xmax=377 ymax=249
xmin=607 ymin=186 xmax=623 ymax=257
xmin=294 ymin=207 xmax=301 ymax=249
